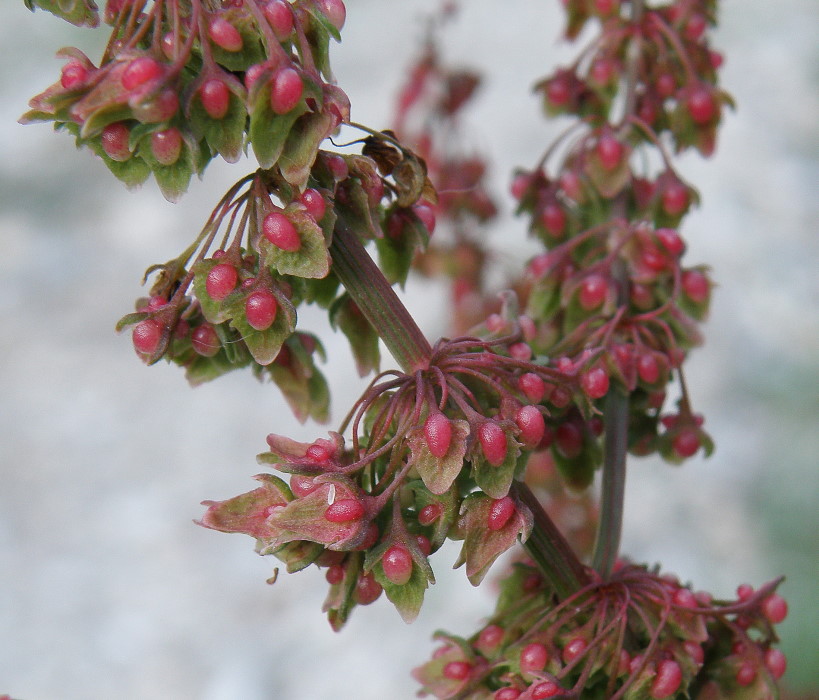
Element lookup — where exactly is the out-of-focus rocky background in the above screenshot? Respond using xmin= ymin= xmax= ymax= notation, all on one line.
xmin=1 ymin=1 xmax=817 ymax=698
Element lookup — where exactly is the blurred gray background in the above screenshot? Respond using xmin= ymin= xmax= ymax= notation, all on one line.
xmin=1 ymin=1 xmax=817 ymax=698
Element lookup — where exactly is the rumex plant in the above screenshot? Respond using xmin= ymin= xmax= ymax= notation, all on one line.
xmin=18 ymin=0 xmax=788 ymax=698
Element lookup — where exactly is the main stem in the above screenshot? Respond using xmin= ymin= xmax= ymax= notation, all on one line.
xmin=514 ymin=482 xmax=591 ymax=598
xmin=329 ymin=221 xmax=433 ymax=373
xmin=591 ymin=388 xmax=629 ymax=578
xmin=329 ymin=223 xmax=589 ymax=598
xmin=589 ymin=208 xmax=632 ymax=578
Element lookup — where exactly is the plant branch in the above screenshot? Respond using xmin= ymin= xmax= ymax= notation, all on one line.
xmin=591 ymin=387 xmax=630 ymax=578
xmin=328 ymin=221 xmax=433 ymax=373
xmin=513 ymin=481 xmax=591 ymax=599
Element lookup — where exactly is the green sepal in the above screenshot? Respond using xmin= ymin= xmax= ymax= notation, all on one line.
xmin=494 ymin=561 xmax=544 ymax=614
xmin=666 ymin=306 xmax=704 ymax=351
xmin=665 ymin=602 xmax=709 ymax=645
xmin=301 ymin=6 xmax=340 ymax=80
xmin=216 ymin=322 xmax=250 ymax=365
xmin=375 ymin=209 xmax=429 ymax=287
xmin=362 ymin=515 xmax=436 ymax=626
xmin=19 ymin=107 xmax=67 ymax=125
xmin=21 ymin=50 xmax=91 ymax=122
xmin=453 ymin=492 xmax=533 ymax=586
xmin=115 ymin=311 xmax=149 ymax=332
xmin=224 ymin=287 xmax=297 ymax=365
xmin=24 ymin=0 xmax=99 ymax=27
xmin=179 ymin=343 xmax=252 ymax=386
xmin=136 ymin=130 xmax=199 ymax=203
xmin=552 ymin=430 xmax=601 ymax=490
xmin=263 ymin=540 xmax=324 ymax=574
xmin=259 ymin=206 xmax=331 ymax=279
xmin=68 ymin=61 xmax=133 ymax=133
xmin=694 ymin=659 xmax=780 ymax=700
xmin=470 ymin=429 xmax=523 ymax=500
xmin=677 ymin=266 xmax=711 ymax=322
xmin=411 ymin=634 xmax=478 ymax=698
xmin=279 ymin=111 xmax=335 ymax=189
xmin=561 ymin=284 xmax=614 ymax=337
xmin=669 ymin=90 xmax=732 ymax=157
xmin=323 ymin=552 xmax=362 ymax=632
xmin=620 ymin=670 xmax=655 ymax=700
xmin=585 ymin=146 xmax=632 ymax=199
xmin=334 ymin=155 xmax=384 ymax=240
xmin=197 ymin=473 xmax=293 ymax=540
xmin=191 ymin=258 xmax=242 ymax=325
xmin=329 ymin=293 xmax=380 ymax=376
xmin=372 ymin=559 xmax=430 ymax=624
xmin=265 ymin=476 xmax=367 ymax=550
xmin=409 ymin=480 xmax=460 ymax=550
xmin=563 ymin=4 xmax=591 ymax=40
xmin=96 ymin=152 xmax=152 ymax=189
xmin=80 ymin=103 xmax=135 ymax=140
xmin=188 ymin=91 xmax=247 ymax=164
xmin=317 ymin=202 xmax=338 ymax=247
xmin=206 ymin=9 xmax=266 ymax=72
xmin=658 ymin=424 xmax=715 ymax=465
xmin=266 ymin=339 xmax=330 ymax=423
xmin=68 ymin=121 xmax=152 ymax=188
xmin=248 ymin=75 xmax=307 ymax=169
xmin=287 ymin=271 xmax=340 ymax=308
xmin=526 ymin=262 xmax=564 ymax=324
xmin=406 ymin=420 xmax=470 ymax=496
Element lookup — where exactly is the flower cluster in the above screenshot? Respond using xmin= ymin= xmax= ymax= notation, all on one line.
xmin=200 ymin=324 xmax=583 ymax=628
xmin=502 ymin=0 xmax=727 ymax=477
xmin=550 ymin=0 xmax=728 ymax=156
xmin=113 ymin=124 xmax=438 ymax=412
xmin=414 ymin=562 xmax=787 ymax=699
xmin=22 ymin=0 xmax=349 ymax=200
xmin=28 ymin=0 xmax=450 ymax=419
xmin=406 ymin=2 xmax=788 ymax=697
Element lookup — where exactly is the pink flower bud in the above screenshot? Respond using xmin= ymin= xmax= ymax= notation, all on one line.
xmin=520 ymin=642 xmax=548 ymax=673
xmin=324 ymin=498 xmax=365 ymax=523
xmin=424 ymin=413 xmax=452 ymax=458
xmin=515 ymin=406 xmax=546 ymax=447
xmin=382 ymin=545 xmax=413 ymax=585
xmin=487 ymin=497 xmax=516 ymax=531
xmin=650 ymin=659 xmax=682 ymax=698
xmin=478 ymin=422 xmax=507 ymax=466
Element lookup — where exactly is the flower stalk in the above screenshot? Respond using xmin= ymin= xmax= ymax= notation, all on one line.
xmin=591 ymin=386 xmax=629 ymax=578
xmin=328 ymin=220 xmax=433 ymax=373
xmin=513 ymin=481 xmax=591 ymax=598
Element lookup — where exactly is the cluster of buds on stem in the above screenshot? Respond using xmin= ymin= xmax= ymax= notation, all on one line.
xmin=391 ymin=16 xmax=500 ymax=335
xmin=200 ymin=318 xmax=584 ymax=627
xmin=509 ymin=0 xmax=727 ymax=473
xmin=113 ymin=125 xmax=437 ymax=416
xmin=410 ymin=1 xmax=788 ymax=697
xmin=22 ymin=0 xmax=350 ymax=200
xmin=414 ymin=561 xmax=787 ymax=699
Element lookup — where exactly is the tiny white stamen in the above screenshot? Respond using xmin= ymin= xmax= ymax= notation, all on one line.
xmin=327 ymin=484 xmax=336 ymax=505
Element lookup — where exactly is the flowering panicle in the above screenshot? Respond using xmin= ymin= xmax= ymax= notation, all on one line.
xmin=511 ymin=0 xmax=728 ymax=471
xmin=405 ymin=1 xmax=787 ymax=697
xmin=22 ymin=0 xmax=350 ymax=200
xmin=201 ymin=319 xmax=582 ymax=626
xmin=112 ymin=124 xmax=437 ymax=412
xmin=413 ymin=561 xmax=787 ymax=699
